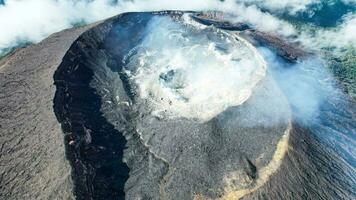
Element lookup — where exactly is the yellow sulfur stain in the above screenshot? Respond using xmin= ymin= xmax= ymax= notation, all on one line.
xmin=194 ymin=123 xmax=292 ymax=200
xmin=221 ymin=123 xmax=291 ymax=200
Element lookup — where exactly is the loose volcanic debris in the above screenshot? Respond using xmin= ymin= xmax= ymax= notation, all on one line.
xmin=0 ymin=11 xmax=355 ymax=200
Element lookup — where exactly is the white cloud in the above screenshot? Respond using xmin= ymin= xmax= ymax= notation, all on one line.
xmin=295 ymin=13 xmax=356 ymax=51
xmin=0 ymin=0 xmax=125 ymax=52
xmin=0 ymin=0 xmax=355 ymax=54
xmin=342 ymin=0 xmax=356 ymax=5
xmin=0 ymin=0 xmax=218 ymax=53
xmin=318 ymin=13 xmax=356 ymax=48
xmin=236 ymin=0 xmax=320 ymax=14
xmin=222 ymin=3 xmax=297 ymax=36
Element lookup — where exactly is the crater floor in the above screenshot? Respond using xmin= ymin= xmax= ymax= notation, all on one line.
xmin=0 ymin=11 xmax=355 ymax=200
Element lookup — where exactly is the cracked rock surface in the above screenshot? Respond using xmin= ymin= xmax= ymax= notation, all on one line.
xmin=0 ymin=24 xmax=97 ymax=199
xmin=1 ymin=11 xmax=355 ymax=200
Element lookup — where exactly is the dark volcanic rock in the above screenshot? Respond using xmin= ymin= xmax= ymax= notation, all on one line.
xmin=243 ymin=30 xmax=309 ymax=62
xmin=0 ymin=24 xmax=97 ymax=199
xmin=53 ymin=21 xmax=130 ymax=199
xmin=191 ymin=12 xmax=309 ymax=62
xmin=0 ymin=11 xmax=355 ymax=200
xmin=191 ymin=13 xmax=251 ymax=31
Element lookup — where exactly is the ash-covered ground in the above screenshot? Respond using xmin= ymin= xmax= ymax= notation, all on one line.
xmin=0 ymin=10 xmax=355 ymax=200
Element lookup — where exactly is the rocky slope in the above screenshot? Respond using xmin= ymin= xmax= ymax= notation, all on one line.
xmin=0 ymin=11 xmax=355 ymax=200
xmin=0 ymin=24 xmax=99 ymax=199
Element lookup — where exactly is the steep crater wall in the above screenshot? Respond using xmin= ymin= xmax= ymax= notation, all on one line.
xmin=54 ymin=13 xmax=132 ymax=199
xmin=53 ymin=11 xmax=291 ymax=199
xmin=52 ymin=11 xmax=355 ymax=200
xmin=54 ymin=12 xmax=177 ymax=199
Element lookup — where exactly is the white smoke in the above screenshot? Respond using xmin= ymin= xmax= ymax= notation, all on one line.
xmin=258 ymin=47 xmax=334 ymax=121
xmin=0 ymin=0 xmax=217 ymax=54
xmin=1 ymin=0 xmax=353 ymax=166
xmin=124 ymin=16 xmax=266 ymax=121
xmin=0 ymin=0 xmax=355 ymax=55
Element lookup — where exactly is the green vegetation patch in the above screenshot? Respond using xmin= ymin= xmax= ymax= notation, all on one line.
xmin=328 ymin=47 xmax=356 ymax=99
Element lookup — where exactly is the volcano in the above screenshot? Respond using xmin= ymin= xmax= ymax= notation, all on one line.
xmin=0 ymin=11 xmax=355 ymax=200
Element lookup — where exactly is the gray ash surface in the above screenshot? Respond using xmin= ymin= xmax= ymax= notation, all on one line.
xmin=0 ymin=11 xmax=355 ymax=200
